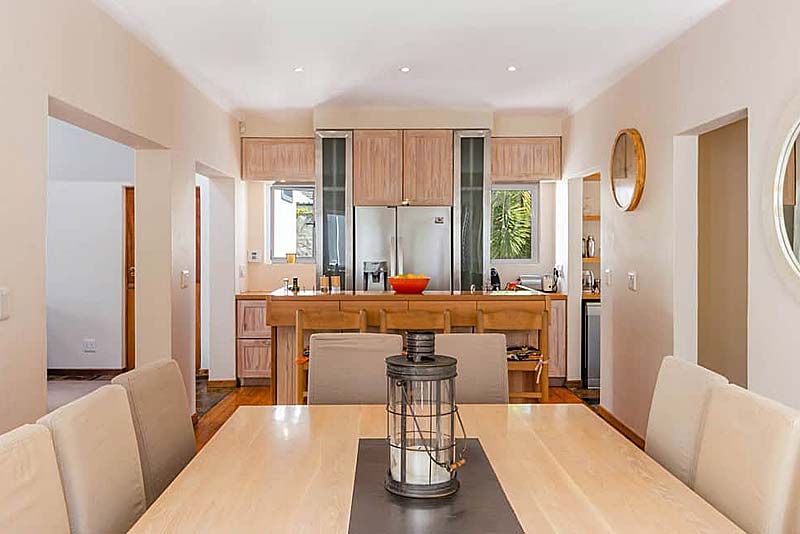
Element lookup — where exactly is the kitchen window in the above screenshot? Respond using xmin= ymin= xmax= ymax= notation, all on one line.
xmin=270 ymin=184 xmax=315 ymax=262
xmin=490 ymin=184 xmax=539 ymax=262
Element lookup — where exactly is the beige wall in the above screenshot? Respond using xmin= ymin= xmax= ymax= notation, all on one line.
xmin=698 ymin=119 xmax=748 ymax=387
xmin=0 ymin=0 xmax=239 ymax=432
xmin=563 ymin=0 xmax=800 ymax=435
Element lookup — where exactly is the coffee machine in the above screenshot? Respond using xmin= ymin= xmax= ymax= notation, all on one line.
xmin=362 ymin=260 xmax=389 ymax=291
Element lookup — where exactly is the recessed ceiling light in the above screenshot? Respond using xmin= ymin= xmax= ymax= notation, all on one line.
xmin=293 ymin=66 xmax=303 ymax=72
xmin=507 ymin=65 xmax=517 ymax=72
xmin=399 ymin=66 xmax=411 ymax=73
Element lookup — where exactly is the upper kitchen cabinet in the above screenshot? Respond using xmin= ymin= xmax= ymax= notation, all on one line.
xmin=491 ymin=137 xmax=562 ymax=182
xmin=403 ymin=130 xmax=454 ymax=206
xmin=353 ymin=130 xmax=403 ymax=206
xmin=242 ymin=138 xmax=315 ymax=181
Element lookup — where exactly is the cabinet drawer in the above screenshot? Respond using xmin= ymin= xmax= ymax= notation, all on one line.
xmin=237 ymin=339 xmax=271 ymax=379
xmin=408 ymin=300 xmax=476 ymax=327
xmin=237 ymin=300 xmax=270 ymax=338
xmin=267 ymin=300 xmax=340 ymax=326
xmin=340 ymin=300 xmax=408 ymax=327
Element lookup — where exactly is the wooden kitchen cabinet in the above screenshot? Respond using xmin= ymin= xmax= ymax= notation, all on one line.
xmin=242 ymin=138 xmax=315 ymax=181
xmin=237 ymin=300 xmax=271 ymax=338
xmin=402 ymin=130 xmax=453 ymax=205
xmin=491 ymin=137 xmax=562 ymax=182
xmin=237 ymin=339 xmax=271 ymax=378
xmin=548 ymin=299 xmax=567 ymax=379
xmin=353 ymin=130 xmax=403 ymax=205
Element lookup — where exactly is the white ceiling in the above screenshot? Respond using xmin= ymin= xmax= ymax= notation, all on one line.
xmin=92 ymin=0 xmax=728 ymax=114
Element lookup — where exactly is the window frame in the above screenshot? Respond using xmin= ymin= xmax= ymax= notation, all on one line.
xmin=489 ymin=183 xmax=540 ymax=264
xmin=268 ymin=183 xmax=316 ymax=264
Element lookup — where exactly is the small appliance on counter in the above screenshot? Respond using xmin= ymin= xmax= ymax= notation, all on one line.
xmin=490 ymin=268 xmax=501 ymax=291
xmin=518 ymin=268 xmax=559 ymax=293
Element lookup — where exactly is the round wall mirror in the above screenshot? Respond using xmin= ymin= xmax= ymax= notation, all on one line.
xmin=610 ymin=129 xmax=646 ymax=211
xmin=777 ymin=124 xmax=800 ymax=273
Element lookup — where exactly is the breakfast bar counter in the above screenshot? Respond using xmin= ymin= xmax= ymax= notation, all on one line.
xmin=260 ymin=289 xmax=567 ymax=404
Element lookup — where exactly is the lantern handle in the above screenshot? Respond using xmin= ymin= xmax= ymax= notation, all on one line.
xmin=400 ymin=386 xmax=469 ymax=473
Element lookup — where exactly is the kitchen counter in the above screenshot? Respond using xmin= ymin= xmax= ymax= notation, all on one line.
xmin=255 ymin=287 xmax=568 ymax=405
xmin=252 ymin=288 xmax=567 ymax=300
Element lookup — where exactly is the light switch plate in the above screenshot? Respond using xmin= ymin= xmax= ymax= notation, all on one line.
xmin=627 ymin=271 xmax=638 ymax=292
xmin=248 ymin=250 xmax=262 ymax=263
xmin=181 ymin=269 xmax=191 ymax=289
xmin=604 ymin=269 xmax=612 ymax=287
xmin=0 ymin=287 xmax=9 ymax=321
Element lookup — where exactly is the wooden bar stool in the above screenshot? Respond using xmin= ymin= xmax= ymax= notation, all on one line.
xmin=378 ymin=309 xmax=452 ymax=334
xmin=295 ymin=309 xmax=368 ymax=404
xmin=476 ymin=302 xmax=549 ymax=403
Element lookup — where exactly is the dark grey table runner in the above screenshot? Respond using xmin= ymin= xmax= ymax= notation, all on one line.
xmin=348 ymin=439 xmax=523 ymax=534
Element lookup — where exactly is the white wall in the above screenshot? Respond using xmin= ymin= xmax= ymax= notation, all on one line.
xmin=46 ymin=117 xmax=134 ymax=370
xmin=563 ymin=0 xmax=800 ymax=436
xmin=46 ymin=181 xmax=126 ymax=369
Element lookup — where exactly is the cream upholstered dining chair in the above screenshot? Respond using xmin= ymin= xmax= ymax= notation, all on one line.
xmin=37 ymin=385 xmax=146 ymax=534
xmin=435 ymin=334 xmax=509 ymax=404
xmin=0 ymin=424 xmax=70 ymax=533
xmin=693 ymin=384 xmax=800 ymax=534
xmin=308 ymin=333 xmax=403 ymax=405
xmin=112 ymin=358 xmax=196 ymax=505
xmin=644 ymin=355 xmax=728 ymax=485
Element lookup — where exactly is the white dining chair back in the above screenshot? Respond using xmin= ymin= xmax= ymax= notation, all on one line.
xmin=0 ymin=424 xmax=70 ymax=533
xmin=308 ymin=333 xmax=403 ymax=404
xmin=113 ymin=358 xmax=196 ymax=505
xmin=37 ymin=384 xmax=146 ymax=534
xmin=694 ymin=384 xmax=800 ymax=534
xmin=435 ymin=334 xmax=508 ymax=404
xmin=645 ymin=355 xmax=728 ymax=485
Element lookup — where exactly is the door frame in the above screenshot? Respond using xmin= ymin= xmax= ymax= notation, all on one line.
xmin=124 ymin=186 xmax=135 ymax=370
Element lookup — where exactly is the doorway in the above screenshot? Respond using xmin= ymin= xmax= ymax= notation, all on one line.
xmin=697 ymin=118 xmax=748 ymax=386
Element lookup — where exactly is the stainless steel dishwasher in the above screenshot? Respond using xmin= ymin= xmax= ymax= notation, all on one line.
xmin=582 ymin=302 xmax=601 ymax=389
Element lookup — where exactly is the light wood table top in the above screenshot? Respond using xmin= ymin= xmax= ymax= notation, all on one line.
xmin=129 ymin=405 xmax=741 ymax=533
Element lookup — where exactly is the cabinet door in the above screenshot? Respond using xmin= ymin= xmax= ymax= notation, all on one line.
xmin=237 ymin=339 xmax=271 ymax=378
xmin=491 ymin=137 xmax=562 ymax=182
xmin=242 ymin=138 xmax=315 ymax=181
xmin=403 ymin=130 xmax=453 ymax=206
xmin=548 ymin=299 xmax=567 ymax=378
xmin=237 ymin=300 xmax=270 ymax=338
xmin=353 ymin=130 xmax=403 ymax=206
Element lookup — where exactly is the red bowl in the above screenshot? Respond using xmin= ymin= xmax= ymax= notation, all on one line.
xmin=388 ymin=277 xmax=430 ymax=294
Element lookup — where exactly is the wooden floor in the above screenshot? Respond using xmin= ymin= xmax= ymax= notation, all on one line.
xmin=194 ymin=386 xmax=583 ymax=450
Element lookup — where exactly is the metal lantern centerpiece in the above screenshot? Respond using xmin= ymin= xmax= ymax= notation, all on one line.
xmin=385 ymin=331 xmax=467 ymax=499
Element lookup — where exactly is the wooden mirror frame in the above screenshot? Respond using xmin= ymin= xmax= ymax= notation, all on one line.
xmin=610 ymin=128 xmax=646 ymax=211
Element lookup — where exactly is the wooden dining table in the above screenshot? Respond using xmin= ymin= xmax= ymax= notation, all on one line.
xmin=129 ymin=404 xmax=742 ymax=533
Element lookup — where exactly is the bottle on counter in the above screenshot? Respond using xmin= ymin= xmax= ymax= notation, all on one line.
xmin=290 ymin=277 xmax=300 ymax=294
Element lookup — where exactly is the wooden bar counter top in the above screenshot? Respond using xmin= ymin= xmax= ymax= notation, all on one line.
xmin=254 ymin=288 xmax=567 ymax=405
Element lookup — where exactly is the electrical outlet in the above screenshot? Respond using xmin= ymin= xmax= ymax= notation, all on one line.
xmin=627 ymin=271 xmax=638 ymax=292
xmin=82 ymin=338 xmax=97 ymax=353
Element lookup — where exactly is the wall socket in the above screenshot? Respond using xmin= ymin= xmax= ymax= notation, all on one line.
xmin=82 ymin=338 xmax=97 ymax=353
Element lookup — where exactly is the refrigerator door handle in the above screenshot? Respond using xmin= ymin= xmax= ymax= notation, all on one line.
xmin=390 ymin=236 xmax=397 ymax=277
xmin=397 ymin=237 xmax=404 ymax=275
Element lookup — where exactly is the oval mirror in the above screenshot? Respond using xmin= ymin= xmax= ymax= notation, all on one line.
xmin=778 ymin=126 xmax=800 ymax=272
xmin=610 ymin=129 xmax=646 ymax=211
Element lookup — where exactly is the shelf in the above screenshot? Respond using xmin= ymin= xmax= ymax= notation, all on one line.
xmin=583 ymin=214 xmax=600 ymax=221
xmin=582 ymin=292 xmax=601 ymax=301
xmin=582 ymin=257 xmax=600 ymax=263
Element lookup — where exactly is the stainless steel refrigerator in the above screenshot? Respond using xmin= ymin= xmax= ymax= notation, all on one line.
xmin=355 ymin=206 xmax=452 ymax=291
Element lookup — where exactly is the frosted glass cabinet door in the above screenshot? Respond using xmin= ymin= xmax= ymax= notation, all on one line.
xmin=316 ymin=133 xmax=352 ymax=289
xmin=456 ymin=134 xmax=488 ymax=290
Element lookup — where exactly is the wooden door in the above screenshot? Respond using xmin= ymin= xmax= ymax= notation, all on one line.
xmin=402 ymin=130 xmax=453 ymax=206
xmin=237 ymin=339 xmax=271 ymax=378
xmin=353 ymin=130 xmax=403 ymax=205
xmin=491 ymin=137 xmax=562 ymax=182
xmin=195 ymin=186 xmax=202 ymax=373
xmin=242 ymin=138 xmax=315 ymax=182
xmin=124 ymin=187 xmax=135 ymax=370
